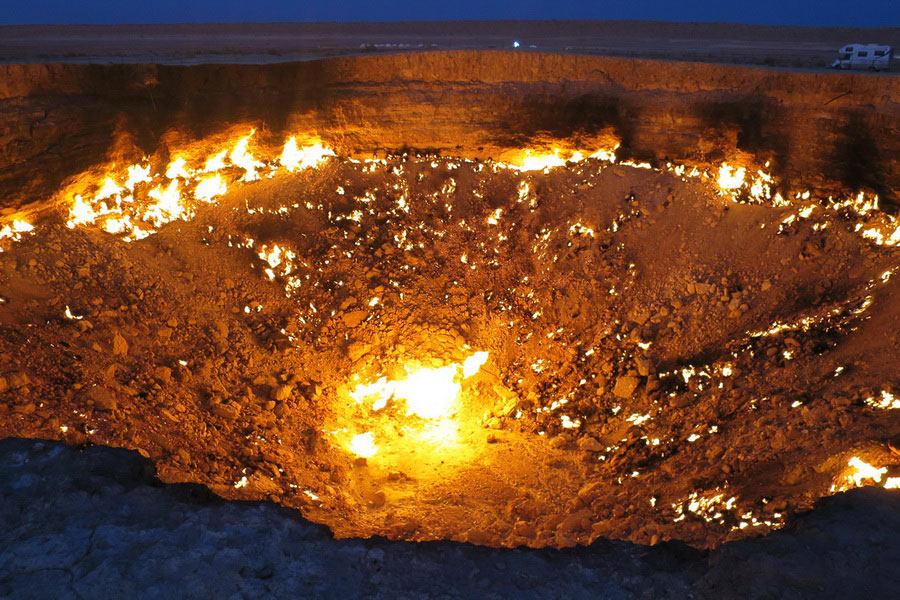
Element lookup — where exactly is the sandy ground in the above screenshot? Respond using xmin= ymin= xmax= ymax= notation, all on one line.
xmin=3 ymin=437 xmax=899 ymax=599
xmin=0 ymin=21 xmax=898 ymax=70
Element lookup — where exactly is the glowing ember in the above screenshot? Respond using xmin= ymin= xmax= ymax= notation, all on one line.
xmin=462 ymin=351 xmax=489 ymax=378
xmin=351 ymin=363 xmax=461 ymax=420
xmin=124 ymin=163 xmax=152 ymax=191
xmin=95 ymin=177 xmax=123 ymax=201
xmin=165 ymin=157 xmax=191 ymax=180
xmin=717 ymin=163 xmax=746 ymax=190
xmin=103 ymin=216 xmax=132 ymax=235
xmin=230 ymin=131 xmax=264 ymax=182
xmin=0 ymin=219 xmax=34 ymax=240
xmin=194 ymin=174 xmax=228 ymax=202
xmin=398 ymin=365 xmax=461 ymax=419
xmin=864 ymin=391 xmax=899 ymax=410
xmin=515 ymin=150 xmax=568 ymax=172
xmin=63 ymin=305 xmax=83 ymax=320
xmin=66 ymin=195 xmax=100 ymax=228
xmin=847 ymin=457 xmax=887 ymax=487
xmin=53 ymin=131 xmax=338 ymax=242
xmin=203 ymin=150 xmax=229 ymax=172
xmin=505 ymin=147 xmax=617 ymax=172
xmin=13 ymin=220 xmax=33 ymax=233
xmin=0 ymin=218 xmax=36 ymax=251
xmin=349 ymin=432 xmax=378 ymax=458
xmin=280 ymin=138 xmax=335 ymax=172
xmin=589 ymin=147 xmax=619 ymax=162
xmin=145 ymin=180 xmax=185 ymax=226
xmin=349 ymin=352 xmax=489 ymax=424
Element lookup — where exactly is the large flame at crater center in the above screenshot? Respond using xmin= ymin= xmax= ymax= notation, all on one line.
xmin=349 ymin=351 xmax=488 ymax=420
xmin=345 ymin=351 xmax=490 ymax=457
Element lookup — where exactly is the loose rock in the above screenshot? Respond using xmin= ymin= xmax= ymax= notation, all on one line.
xmin=84 ymin=385 xmax=117 ymax=411
xmin=7 ymin=371 xmax=30 ymax=390
xmin=613 ymin=376 xmax=641 ymax=398
xmin=112 ymin=332 xmax=129 ymax=356
xmin=342 ymin=310 xmax=368 ymax=328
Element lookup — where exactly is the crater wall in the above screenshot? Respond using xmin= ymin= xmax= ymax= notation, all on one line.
xmin=1 ymin=51 xmax=899 ymax=214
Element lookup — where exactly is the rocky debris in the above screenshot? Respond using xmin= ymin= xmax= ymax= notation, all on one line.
xmin=577 ymin=436 xmax=604 ymax=452
xmin=347 ymin=341 xmax=371 ymax=362
xmin=270 ymin=384 xmax=293 ymax=402
xmin=153 ymin=366 xmax=172 ymax=385
xmin=634 ymin=356 xmax=652 ymax=377
xmin=613 ymin=376 xmax=641 ymax=399
xmin=210 ymin=401 xmax=240 ymax=421
xmin=112 ymin=331 xmax=129 ymax=356
xmin=82 ymin=385 xmax=117 ymax=411
xmin=341 ymin=310 xmax=368 ymax=328
xmin=5 ymin=371 xmax=29 ymax=390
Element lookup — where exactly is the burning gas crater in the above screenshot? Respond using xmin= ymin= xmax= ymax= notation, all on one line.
xmin=0 ymin=128 xmax=898 ymax=549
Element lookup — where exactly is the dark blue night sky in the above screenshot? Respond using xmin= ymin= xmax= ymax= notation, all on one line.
xmin=2 ymin=0 xmax=898 ymax=27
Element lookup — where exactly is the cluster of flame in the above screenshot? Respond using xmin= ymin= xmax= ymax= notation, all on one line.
xmin=60 ymin=131 xmax=334 ymax=242
xmin=504 ymin=150 xmax=899 ymax=247
xmin=0 ymin=133 xmax=898 ymax=251
xmin=0 ymin=219 xmax=34 ymax=249
xmin=672 ymin=452 xmax=900 ymax=533
xmin=836 ymin=456 xmax=900 ymax=492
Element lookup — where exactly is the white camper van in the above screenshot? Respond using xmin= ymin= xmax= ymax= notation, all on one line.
xmin=831 ymin=44 xmax=893 ymax=71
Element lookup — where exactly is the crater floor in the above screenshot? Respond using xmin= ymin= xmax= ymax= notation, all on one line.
xmin=0 ymin=152 xmax=898 ymax=549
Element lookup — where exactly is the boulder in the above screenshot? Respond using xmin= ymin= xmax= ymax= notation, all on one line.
xmin=112 ymin=332 xmax=129 ymax=356
xmin=271 ymin=384 xmax=293 ymax=402
xmin=613 ymin=376 xmax=641 ymax=398
xmin=342 ymin=310 xmax=368 ymax=328
xmin=347 ymin=342 xmax=371 ymax=362
xmin=84 ymin=385 xmax=117 ymax=411
xmin=153 ymin=366 xmax=172 ymax=385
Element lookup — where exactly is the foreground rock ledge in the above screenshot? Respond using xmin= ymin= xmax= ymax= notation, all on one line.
xmin=1 ymin=438 xmax=899 ymax=599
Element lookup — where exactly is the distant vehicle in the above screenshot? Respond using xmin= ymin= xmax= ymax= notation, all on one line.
xmin=830 ymin=44 xmax=893 ymax=71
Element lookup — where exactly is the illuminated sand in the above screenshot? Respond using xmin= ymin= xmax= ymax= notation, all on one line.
xmin=0 ymin=131 xmax=897 ymax=549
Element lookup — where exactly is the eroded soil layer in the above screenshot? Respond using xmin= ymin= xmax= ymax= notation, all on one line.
xmin=0 ymin=154 xmax=897 ymax=548
xmin=2 ymin=52 xmax=900 ymax=216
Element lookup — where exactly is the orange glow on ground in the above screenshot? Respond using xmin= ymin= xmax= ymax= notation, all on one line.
xmin=343 ymin=352 xmax=490 ymax=461
xmin=349 ymin=432 xmax=377 ymax=458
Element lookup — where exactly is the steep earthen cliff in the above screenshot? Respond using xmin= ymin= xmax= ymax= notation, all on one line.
xmin=1 ymin=51 xmax=898 ymax=214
